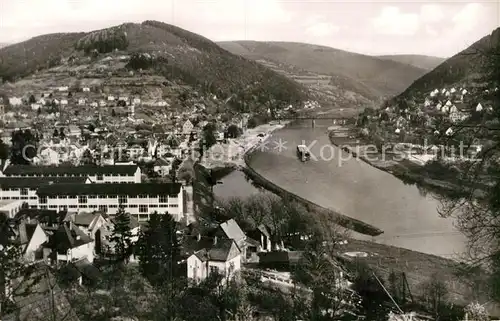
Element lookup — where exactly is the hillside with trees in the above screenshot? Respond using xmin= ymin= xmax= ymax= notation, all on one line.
xmin=392 ymin=27 xmax=500 ymax=105
xmin=218 ymin=40 xmax=429 ymax=103
xmin=376 ymin=55 xmax=445 ymax=71
xmin=0 ymin=21 xmax=308 ymax=113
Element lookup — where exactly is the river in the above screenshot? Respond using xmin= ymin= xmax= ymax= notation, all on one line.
xmin=215 ymin=120 xmax=467 ymax=259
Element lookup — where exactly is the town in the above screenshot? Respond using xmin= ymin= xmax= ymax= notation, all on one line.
xmin=0 ymin=72 xmax=352 ymax=320
xmin=0 ymin=4 xmax=499 ymax=321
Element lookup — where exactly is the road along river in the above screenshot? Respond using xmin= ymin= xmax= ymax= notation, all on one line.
xmin=217 ymin=120 xmax=467 ymax=259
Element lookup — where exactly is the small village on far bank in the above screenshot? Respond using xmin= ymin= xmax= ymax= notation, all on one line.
xmin=329 ymin=85 xmax=498 ymax=177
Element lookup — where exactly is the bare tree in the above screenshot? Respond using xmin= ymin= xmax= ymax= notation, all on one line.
xmin=434 ymin=36 xmax=500 ymax=302
xmin=421 ymin=273 xmax=449 ymax=321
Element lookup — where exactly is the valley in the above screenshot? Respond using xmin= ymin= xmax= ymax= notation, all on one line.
xmin=218 ymin=41 xmax=441 ymax=115
xmin=0 ymin=12 xmax=499 ymax=321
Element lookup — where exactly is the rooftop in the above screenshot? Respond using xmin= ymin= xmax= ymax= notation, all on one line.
xmin=37 ymin=182 xmax=182 ymax=196
xmin=4 ymin=263 xmax=80 ymax=321
xmin=46 ymin=222 xmax=93 ymax=253
xmin=0 ymin=176 xmax=88 ymax=189
xmin=193 ymin=238 xmax=241 ymax=262
xmin=3 ymin=164 xmax=139 ymax=176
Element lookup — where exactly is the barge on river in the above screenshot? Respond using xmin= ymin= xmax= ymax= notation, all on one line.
xmin=297 ymin=145 xmax=311 ymax=162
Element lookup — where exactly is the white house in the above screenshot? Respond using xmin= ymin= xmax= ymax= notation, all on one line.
xmin=132 ymin=98 xmax=141 ymax=105
xmin=90 ymin=102 xmax=98 ymax=108
xmin=68 ymin=125 xmax=81 ymax=138
xmin=449 ymin=103 xmax=469 ymax=123
xmin=153 ymin=158 xmax=171 ymax=177
xmin=58 ymin=86 xmax=69 ymax=92
xmin=19 ymin=222 xmax=48 ymax=262
xmin=66 ymin=211 xmax=108 ymax=240
xmin=424 ymin=99 xmax=431 ymax=107
xmin=31 ymin=103 xmax=41 ymax=110
xmin=46 ymin=221 xmax=95 ymax=263
xmin=107 ymin=96 xmax=115 ymax=101
xmin=0 ymin=199 xmax=24 ymax=219
xmin=99 ymin=100 xmax=107 ymax=107
xmin=9 ymin=97 xmax=22 ymax=106
xmin=60 ymin=100 xmax=68 ymax=106
xmin=82 ymin=87 xmax=90 ymax=92
xmin=78 ymin=99 xmax=86 ymax=105
xmin=187 ymin=238 xmax=241 ymax=284
xmin=182 ymin=120 xmax=194 ymax=134
xmin=476 ymin=103 xmax=483 ymax=112
xmin=36 ymin=147 xmax=60 ymax=165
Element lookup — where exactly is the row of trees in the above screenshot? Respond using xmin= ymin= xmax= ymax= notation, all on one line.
xmin=76 ymin=31 xmax=129 ymax=54
xmin=0 ymin=196 xmax=487 ymax=320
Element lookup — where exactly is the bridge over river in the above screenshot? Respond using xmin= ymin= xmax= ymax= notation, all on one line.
xmin=273 ymin=116 xmax=353 ymax=128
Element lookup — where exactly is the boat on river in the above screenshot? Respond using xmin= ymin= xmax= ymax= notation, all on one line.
xmin=297 ymin=145 xmax=311 ymax=162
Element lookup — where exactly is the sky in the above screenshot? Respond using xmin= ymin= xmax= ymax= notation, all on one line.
xmin=0 ymin=0 xmax=499 ymax=57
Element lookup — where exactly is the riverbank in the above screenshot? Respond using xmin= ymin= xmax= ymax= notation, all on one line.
xmin=199 ymin=121 xmax=291 ymax=169
xmin=327 ymin=130 xmax=464 ymax=198
xmin=210 ymin=122 xmax=499 ymax=314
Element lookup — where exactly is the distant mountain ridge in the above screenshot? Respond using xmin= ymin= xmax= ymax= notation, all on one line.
xmin=392 ymin=27 xmax=500 ymax=103
xmin=0 ymin=21 xmax=307 ymax=114
xmin=376 ymin=55 xmax=446 ymax=71
xmin=218 ymin=40 xmax=430 ymax=103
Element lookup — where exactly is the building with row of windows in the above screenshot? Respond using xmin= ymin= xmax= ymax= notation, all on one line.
xmin=0 ymin=164 xmax=142 ymax=183
xmin=0 ymin=174 xmax=186 ymax=222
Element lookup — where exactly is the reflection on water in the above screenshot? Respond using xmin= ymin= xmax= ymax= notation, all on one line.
xmin=217 ymin=120 xmax=467 ymax=259
xmin=214 ymin=170 xmax=267 ymax=200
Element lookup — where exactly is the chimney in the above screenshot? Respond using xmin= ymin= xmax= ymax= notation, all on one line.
xmin=213 ymin=235 xmax=217 ymax=245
